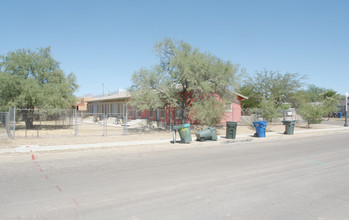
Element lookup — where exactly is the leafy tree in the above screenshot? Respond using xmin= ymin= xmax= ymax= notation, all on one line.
xmin=129 ymin=38 xmax=240 ymax=126
xmin=297 ymin=103 xmax=325 ymax=127
xmin=289 ymin=90 xmax=308 ymax=109
xmin=0 ymin=47 xmax=78 ymax=128
xmin=239 ymin=84 xmax=259 ymax=109
xmin=320 ymin=89 xmax=341 ymax=114
xmin=189 ymin=95 xmax=225 ymax=126
xmin=240 ymin=69 xmax=305 ymax=122
xmin=240 ymin=69 xmax=306 ymax=109
xmin=293 ymin=85 xmax=341 ymax=127
xmin=305 ymin=84 xmax=326 ymax=102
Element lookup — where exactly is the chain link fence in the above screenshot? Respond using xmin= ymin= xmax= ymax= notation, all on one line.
xmin=76 ymin=112 xmax=129 ymax=136
xmin=0 ymin=112 xmax=11 ymax=139
xmin=239 ymin=108 xmax=303 ymax=126
xmin=3 ymin=108 xmax=149 ymax=139
xmin=2 ymin=107 xmax=307 ymax=139
xmin=9 ymin=109 xmax=75 ymax=138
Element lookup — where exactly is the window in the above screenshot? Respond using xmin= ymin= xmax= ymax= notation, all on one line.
xmin=149 ymin=109 xmax=154 ymax=118
xmin=160 ymin=109 xmax=165 ymax=119
xmin=137 ymin=110 xmax=142 ymax=118
xmin=225 ymin=103 xmax=232 ymax=112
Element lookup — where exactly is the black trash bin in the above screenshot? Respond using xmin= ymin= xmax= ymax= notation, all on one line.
xmin=226 ymin=121 xmax=237 ymax=139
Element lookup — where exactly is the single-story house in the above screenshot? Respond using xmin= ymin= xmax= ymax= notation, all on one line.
xmin=86 ymin=92 xmax=248 ymax=125
xmin=74 ymin=97 xmax=95 ymax=111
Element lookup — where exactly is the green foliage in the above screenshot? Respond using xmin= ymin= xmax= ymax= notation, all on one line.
xmin=255 ymin=98 xmax=283 ymax=122
xmin=297 ymin=103 xmax=324 ymax=127
xmin=320 ymin=89 xmax=341 ymax=114
xmin=240 ymin=69 xmax=306 ymax=109
xmin=239 ymin=84 xmax=259 ymax=109
xmin=189 ymin=96 xmax=225 ymax=126
xmin=129 ymin=38 xmax=240 ymax=125
xmin=292 ymin=85 xmax=341 ymax=126
xmin=240 ymin=69 xmax=305 ymax=122
xmin=289 ymin=90 xmax=308 ymax=109
xmin=305 ymin=84 xmax=326 ymax=102
xmin=0 ymin=47 xmax=78 ymax=127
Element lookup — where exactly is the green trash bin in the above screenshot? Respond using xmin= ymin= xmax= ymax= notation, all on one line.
xmin=196 ymin=127 xmax=217 ymax=141
xmin=226 ymin=121 xmax=237 ymax=139
xmin=282 ymin=120 xmax=296 ymax=135
xmin=173 ymin=123 xmax=192 ymax=143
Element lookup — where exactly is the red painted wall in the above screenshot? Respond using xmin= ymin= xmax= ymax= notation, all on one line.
xmin=127 ymin=94 xmax=245 ymax=125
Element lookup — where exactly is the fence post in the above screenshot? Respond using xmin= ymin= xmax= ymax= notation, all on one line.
xmin=75 ymin=105 xmax=78 ymax=136
xmin=125 ymin=104 xmax=128 ymax=135
xmin=105 ymin=113 xmax=108 ymax=136
xmin=170 ymin=107 xmax=172 ymax=133
xmin=5 ymin=107 xmax=11 ymax=138
xmin=13 ymin=107 xmax=16 ymax=139
xmin=103 ymin=113 xmax=106 ymax=136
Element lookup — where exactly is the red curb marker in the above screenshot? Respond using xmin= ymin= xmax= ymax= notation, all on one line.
xmin=56 ymin=185 xmax=62 ymax=192
xmin=72 ymin=199 xmax=79 ymax=207
xmin=29 ymin=153 xmax=78 ymax=208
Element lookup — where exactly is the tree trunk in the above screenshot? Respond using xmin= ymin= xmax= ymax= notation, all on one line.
xmin=181 ymin=89 xmax=187 ymax=124
xmin=23 ymin=109 xmax=35 ymax=129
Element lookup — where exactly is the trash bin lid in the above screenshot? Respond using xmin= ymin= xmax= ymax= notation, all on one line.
xmin=253 ymin=121 xmax=267 ymax=127
xmin=173 ymin=123 xmax=190 ymax=130
xmin=226 ymin=121 xmax=237 ymax=125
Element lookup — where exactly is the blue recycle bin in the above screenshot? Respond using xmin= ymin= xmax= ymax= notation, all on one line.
xmin=252 ymin=121 xmax=267 ymax=138
xmin=337 ymin=112 xmax=343 ymax=118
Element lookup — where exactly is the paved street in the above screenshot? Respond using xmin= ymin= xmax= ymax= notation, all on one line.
xmin=1 ymin=131 xmax=349 ymax=219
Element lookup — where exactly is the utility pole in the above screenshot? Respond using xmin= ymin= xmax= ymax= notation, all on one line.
xmin=345 ymin=92 xmax=348 ymax=127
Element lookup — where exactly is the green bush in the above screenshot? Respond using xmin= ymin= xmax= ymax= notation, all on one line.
xmin=298 ymin=103 xmax=324 ymax=127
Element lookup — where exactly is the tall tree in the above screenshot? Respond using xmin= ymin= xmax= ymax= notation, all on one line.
xmin=129 ymin=38 xmax=240 ymax=125
xmin=292 ymin=85 xmax=341 ymax=127
xmin=239 ymin=69 xmax=306 ymax=121
xmin=0 ymin=47 xmax=78 ymax=128
xmin=240 ymin=69 xmax=306 ymax=109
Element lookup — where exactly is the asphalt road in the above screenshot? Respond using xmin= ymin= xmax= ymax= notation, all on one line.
xmin=1 ymin=132 xmax=349 ymax=220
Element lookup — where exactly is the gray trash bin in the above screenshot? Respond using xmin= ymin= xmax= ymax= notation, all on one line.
xmin=196 ymin=127 xmax=217 ymax=141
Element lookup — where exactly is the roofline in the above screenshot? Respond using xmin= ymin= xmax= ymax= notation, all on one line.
xmin=86 ymin=91 xmax=248 ymax=103
xmin=233 ymin=92 xmax=248 ymax=100
xmin=87 ymin=93 xmax=131 ymax=103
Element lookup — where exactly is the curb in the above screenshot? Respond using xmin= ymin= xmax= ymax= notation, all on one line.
xmin=14 ymin=139 xmax=172 ymax=153
xmin=1 ymin=127 xmax=348 ymax=154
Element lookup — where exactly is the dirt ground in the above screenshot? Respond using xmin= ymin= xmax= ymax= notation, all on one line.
xmin=0 ymin=120 xmax=340 ymax=149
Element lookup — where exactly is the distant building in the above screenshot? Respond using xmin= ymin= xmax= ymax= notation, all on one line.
xmin=74 ymin=97 xmax=95 ymax=111
xmin=86 ymin=92 xmax=248 ymax=125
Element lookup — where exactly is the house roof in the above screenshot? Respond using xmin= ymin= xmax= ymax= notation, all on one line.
xmin=86 ymin=91 xmax=247 ymax=103
xmin=87 ymin=93 xmax=131 ymax=103
xmin=233 ymin=92 xmax=248 ymax=100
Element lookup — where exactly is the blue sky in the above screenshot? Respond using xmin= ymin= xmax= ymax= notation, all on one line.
xmin=1 ymin=0 xmax=348 ymax=97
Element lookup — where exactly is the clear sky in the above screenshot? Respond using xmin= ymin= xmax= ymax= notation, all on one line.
xmin=1 ymin=0 xmax=348 ymax=97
